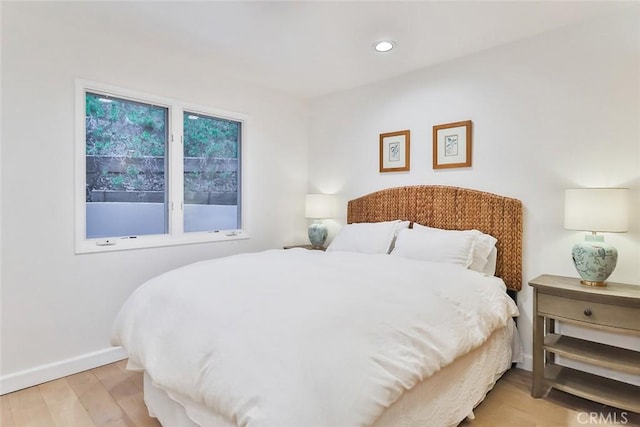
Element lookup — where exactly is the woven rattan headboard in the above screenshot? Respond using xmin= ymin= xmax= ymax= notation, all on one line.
xmin=347 ymin=185 xmax=523 ymax=291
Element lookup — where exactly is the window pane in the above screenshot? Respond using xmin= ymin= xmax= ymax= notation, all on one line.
xmin=85 ymin=92 xmax=168 ymax=238
xmin=183 ymin=112 xmax=241 ymax=232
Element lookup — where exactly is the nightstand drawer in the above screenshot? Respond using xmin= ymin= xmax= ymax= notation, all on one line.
xmin=538 ymin=293 xmax=640 ymax=331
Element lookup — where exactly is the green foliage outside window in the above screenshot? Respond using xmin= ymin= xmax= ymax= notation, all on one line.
xmin=183 ymin=113 xmax=238 ymax=159
xmin=86 ymin=93 xmax=166 ymax=157
xmin=85 ymin=93 xmax=240 ymax=204
xmin=183 ymin=113 xmax=239 ymax=197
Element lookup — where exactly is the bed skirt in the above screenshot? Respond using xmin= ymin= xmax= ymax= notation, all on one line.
xmin=142 ymin=320 xmax=519 ymax=427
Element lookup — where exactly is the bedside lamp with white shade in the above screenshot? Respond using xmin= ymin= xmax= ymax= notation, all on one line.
xmin=305 ymin=194 xmax=334 ymax=249
xmin=564 ymin=188 xmax=630 ymax=286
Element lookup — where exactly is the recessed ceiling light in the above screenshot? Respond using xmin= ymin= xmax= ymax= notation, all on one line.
xmin=187 ymin=115 xmax=199 ymax=120
xmin=373 ymin=41 xmax=395 ymax=53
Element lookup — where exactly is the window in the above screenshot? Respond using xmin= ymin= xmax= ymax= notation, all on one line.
xmin=183 ymin=111 xmax=241 ymax=233
xmin=76 ymin=81 xmax=246 ymax=253
xmin=85 ymin=92 xmax=169 ymax=239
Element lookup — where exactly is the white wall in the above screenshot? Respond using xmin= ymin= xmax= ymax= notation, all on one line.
xmin=308 ymin=8 xmax=640 ymax=370
xmin=0 ymin=4 xmax=310 ymax=389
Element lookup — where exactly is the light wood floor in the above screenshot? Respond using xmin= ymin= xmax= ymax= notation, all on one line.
xmin=1 ymin=360 xmax=159 ymax=427
xmin=1 ymin=363 xmax=639 ymax=426
xmin=461 ymin=368 xmax=640 ymax=427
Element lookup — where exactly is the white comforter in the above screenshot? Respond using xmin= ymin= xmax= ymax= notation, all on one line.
xmin=111 ymin=249 xmax=518 ymax=427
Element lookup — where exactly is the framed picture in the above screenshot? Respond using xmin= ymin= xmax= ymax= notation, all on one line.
xmin=433 ymin=120 xmax=472 ymax=169
xmin=379 ymin=130 xmax=410 ymax=172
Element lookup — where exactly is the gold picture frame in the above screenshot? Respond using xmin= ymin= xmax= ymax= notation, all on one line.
xmin=433 ymin=120 xmax=472 ymax=169
xmin=379 ymin=130 xmax=410 ymax=173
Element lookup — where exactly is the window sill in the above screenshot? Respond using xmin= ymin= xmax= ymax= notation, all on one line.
xmin=75 ymin=231 xmax=249 ymax=254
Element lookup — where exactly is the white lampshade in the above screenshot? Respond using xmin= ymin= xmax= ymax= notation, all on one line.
xmin=564 ymin=188 xmax=630 ymax=233
xmin=305 ymin=194 xmax=334 ymax=219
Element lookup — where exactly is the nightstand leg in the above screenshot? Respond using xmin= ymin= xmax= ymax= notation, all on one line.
xmin=532 ymin=292 xmax=546 ymax=398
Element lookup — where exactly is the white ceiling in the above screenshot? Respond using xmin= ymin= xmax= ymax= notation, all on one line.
xmin=21 ymin=1 xmax=630 ymax=99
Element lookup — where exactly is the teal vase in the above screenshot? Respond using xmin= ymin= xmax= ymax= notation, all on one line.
xmin=571 ymin=234 xmax=617 ymax=286
xmin=308 ymin=223 xmax=328 ymax=249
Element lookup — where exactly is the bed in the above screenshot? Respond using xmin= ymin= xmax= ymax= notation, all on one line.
xmin=111 ymin=185 xmax=523 ymax=427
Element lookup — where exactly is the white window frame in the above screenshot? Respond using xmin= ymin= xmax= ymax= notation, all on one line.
xmin=75 ymin=79 xmax=248 ymax=254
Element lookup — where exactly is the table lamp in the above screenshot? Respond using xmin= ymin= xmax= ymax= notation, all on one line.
xmin=305 ymin=194 xmax=334 ymax=248
xmin=564 ymin=188 xmax=630 ymax=286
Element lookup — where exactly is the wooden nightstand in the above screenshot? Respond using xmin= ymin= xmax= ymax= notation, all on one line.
xmin=283 ymin=244 xmax=326 ymax=251
xmin=528 ymin=274 xmax=640 ymax=413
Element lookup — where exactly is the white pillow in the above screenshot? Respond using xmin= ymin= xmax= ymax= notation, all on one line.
xmin=484 ymin=247 xmax=498 ymax=276
xmin=326 ymin=220 xmax=410 ymax=254
xmin=389 ymin=220 xmax=410 ymax=252
xmin=469 ymin=231 xmax=498 ymax=273
xmin=391 ymin=227 xmax=476 ymax=267
xmin=410 ymin=224 xmax=497 ymax=273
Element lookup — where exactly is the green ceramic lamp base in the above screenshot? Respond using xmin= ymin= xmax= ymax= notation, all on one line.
xmin=308 ymin=222 xmax=328 ymax=249
xmin=571 ymin=234 xmax=617 ymax=287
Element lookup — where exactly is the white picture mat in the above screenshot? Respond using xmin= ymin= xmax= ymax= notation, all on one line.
xmin=436 ymin=125 xmax=467 ymax=165
xmin=382 ymin=134 xmax=407 ymax=168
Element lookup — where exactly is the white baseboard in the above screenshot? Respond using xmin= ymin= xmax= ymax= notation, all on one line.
xmin=1 ymin=346 xmax=128 ymax=395
xmin=517 ymin=352 xmax=532 ymax=371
